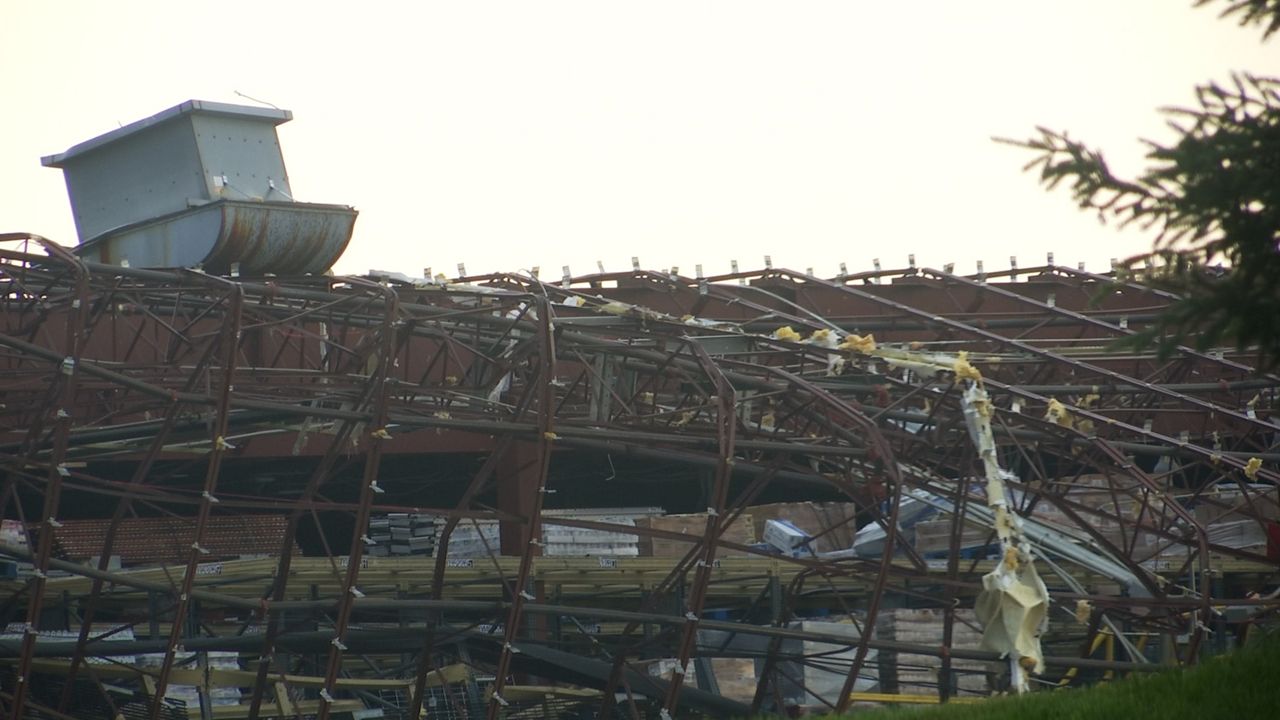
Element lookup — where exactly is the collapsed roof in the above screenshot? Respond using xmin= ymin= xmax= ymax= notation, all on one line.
xmin=0 ymin=235 xmax=1276 ymax=717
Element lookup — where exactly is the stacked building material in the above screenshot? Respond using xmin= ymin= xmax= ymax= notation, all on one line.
xmin=365 ymin=515 xmax=500 ymax=558
xmin=913 ymin=518 xmax=996 ymax=557
xmin=46 ymin=516 xmax=299 ymax=567
xmin=773 ymin=620 xmax=878 ymax=705
xmin=0 ymin=520 xmax=28 ymax=549
xmin=434 ymin=520 xmax=502 ymax=559
xmin=700 ymin=622 xmax=878 ymax=706
xmin=366 ymin=508 xmax=663 ymax=558
xmin=634 ymin=512 xmax=755 ymax=557
xmin=367 ymin=513 xmax=437 ymax=557
xmin=1026 ymin=475 xmax=1148 ymax=524
xmin=709 ymin=658 xmax=759 ymax=703
xmin=1195 ymin=485 xmax=1280 ymax=526
xmin=0 ymin=520 xmax=29 ymax=578
xmin=136 ymin=651 xmax=242 ymax=708
xmin=0 ymin=624 xmax=135 ymax=665
xmin=744 ymin=502 xmax=860 ymax=553
xmin=542 ymin=508 xmax=662 ymax=557
xmin=874 ymin=608 xmax=987 ymax=696
xmin=1206 ymin=520 xmax=1270 ymax=549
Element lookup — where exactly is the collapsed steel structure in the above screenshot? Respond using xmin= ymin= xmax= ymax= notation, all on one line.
xmin=0 ymin=233 xmax=1277 ymax=719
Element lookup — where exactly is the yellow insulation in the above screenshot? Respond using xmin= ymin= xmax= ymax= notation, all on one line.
xmin=807 ymin=328 xmax=835 ymax=346
xmin=773 ymin=326 xmax=802 ymax=342
xmin=838 ymin=333 xmax=876 ymax=353
xmin=1244 ymin=456 xmax=1263 ymax=480
xmin=952 ymin=351 xmax=982 ymax=382
xmin=1075 ymin=599 xmax=1092 ymax=625
xmin=1044 ymin=398 xmax=1074 ymax=429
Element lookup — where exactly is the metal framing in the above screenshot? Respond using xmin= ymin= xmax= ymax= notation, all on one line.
xmin=0 ymin=237 xmax=1276 ymax=718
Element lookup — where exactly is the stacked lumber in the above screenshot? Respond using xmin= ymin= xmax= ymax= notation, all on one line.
xmin=634 ymin=513 xmax=755 ymax=557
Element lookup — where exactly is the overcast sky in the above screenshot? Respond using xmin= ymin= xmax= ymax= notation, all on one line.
xmin=3 ymin=1 xmax=1276 ymax=278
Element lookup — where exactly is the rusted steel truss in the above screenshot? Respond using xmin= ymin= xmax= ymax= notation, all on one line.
xmin=0 ymin=237 xmax=1276 ymax=718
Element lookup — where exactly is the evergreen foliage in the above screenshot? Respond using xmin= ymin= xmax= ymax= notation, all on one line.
xmin=1004 ymin=0 xmax=1280 ymax=369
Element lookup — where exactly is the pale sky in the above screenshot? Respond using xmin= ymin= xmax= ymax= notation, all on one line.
xmin=3 ymin=1 xmax=1276 ymax=278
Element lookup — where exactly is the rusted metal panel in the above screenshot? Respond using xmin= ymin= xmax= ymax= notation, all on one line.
xmin=75 ymin=199 xmax=356 ymax=275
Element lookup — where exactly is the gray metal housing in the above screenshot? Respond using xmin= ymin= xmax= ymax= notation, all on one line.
xmin=42 ymin=100 xmax=356 ymax=275
xmin=43 ymin=100 xmax=296 ymax=243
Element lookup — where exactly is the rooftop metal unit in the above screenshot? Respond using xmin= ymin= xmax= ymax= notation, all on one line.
xmin=42 ymin=100 xmax=355 ymax=275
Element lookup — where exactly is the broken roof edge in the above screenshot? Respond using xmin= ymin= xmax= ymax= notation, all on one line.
xmin=40 ymin=99 xmax=293 ymax=168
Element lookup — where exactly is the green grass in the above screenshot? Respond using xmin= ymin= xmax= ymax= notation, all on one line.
xmin=846 ymin=631 xmax=1280 ymax=720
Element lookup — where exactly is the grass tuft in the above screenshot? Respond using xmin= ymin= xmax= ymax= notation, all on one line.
xmin=841 ymin=630 xmax=1280 ymax=720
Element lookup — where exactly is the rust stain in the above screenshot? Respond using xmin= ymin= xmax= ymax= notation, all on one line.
xmin=206 ymin=201 xmax=356 ymax=275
